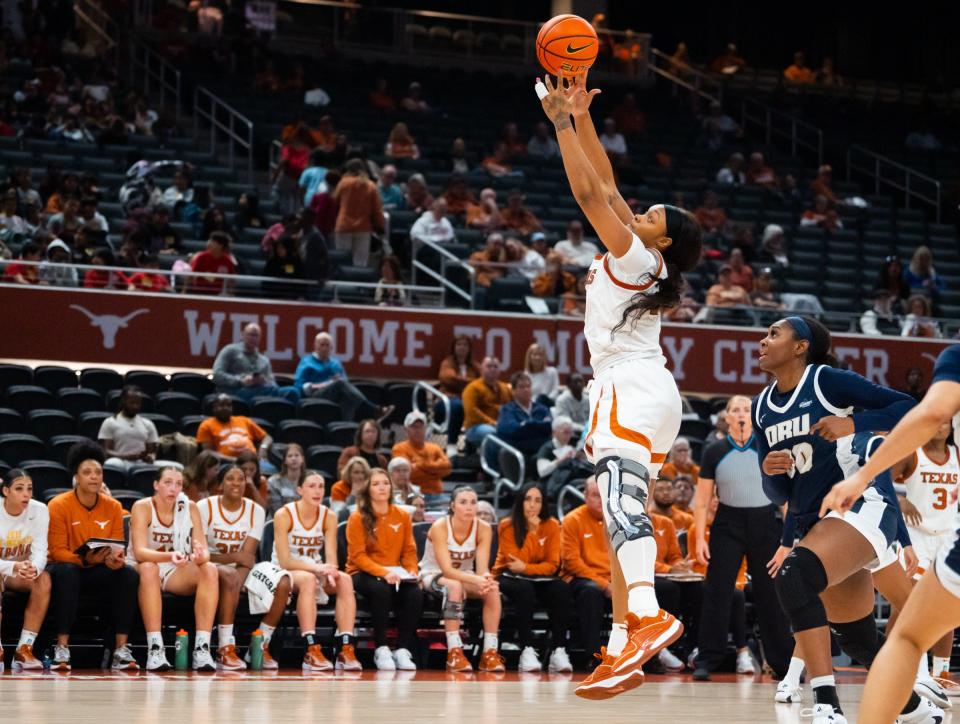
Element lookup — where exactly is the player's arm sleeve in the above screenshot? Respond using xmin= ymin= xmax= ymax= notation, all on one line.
xmin=818 ymin=368 xmax=915 ymax=432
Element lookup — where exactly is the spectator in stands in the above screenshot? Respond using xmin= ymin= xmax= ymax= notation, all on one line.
xmin=705 ymin=264 xmax=750 ymax=311
xmin=403 ymin=173 xmax=433 ymax=214
xmin=875 ymin=254 xmax=910 ymax=305
xmin=263 ymin=213 xmax=297 ymax=257
xmin=388 ymin=457 xmax=420 ymax=503
xmin=374 ymin=254 xmax=407 ymax=307
xmin=135 ymin=205 xmax=182 ymax=256
xmin=468 ymin=231 xmax=507 ymax=288
xmin=476 ymin=500 xmax=497 ymax=527
xmin=1 ymin=189 xmax=31 ymax=244
xmin=524 ymin=343 xmax=560 ymax=405
xmin=401 ymin=81 xmax=430 ymax=113
xmin=236 ymin=192 xmax=264 ymax=230
xmin=212 ymin=322 xmax=299 ymax=403
xmin=161 ymin=167 xmax=193 ymax=210
xmin=905 ymin=123 xmax=942 ymax=151
xmin=711 ymin=43 xmax=746 ymax=75
xmin=496 ymin=371 xmax=552 ymax=459
xmin=298 ymin=208 xmax=329 ymax=290
xmin=726 ymin=248 xmax=753 ymax=292
xmin=673 ymin=475 xmax=695 ymax=513
xmin=501 ymin=122 xmax=527 ymax=158
xmin=331 ymin=457 xmax=373 ymax=514
xmin=904 ymin=245 xmax=945 ymax=299
xmin=466 ymin=188 xmax=503 ymax=232
xmin=757 ymin=225 xmax=790 ymax=271
xmin=236 ymin=450 xmax=269 ymax=507
xmin=310 ymin=170 xmax=341 ymax=237
xmin=649 ymin=478 xmax=694 ymax=531
xmin=561 ymin=476 xmax=610 ymax=662
xmin=298 ymin=149 xmax=328 ymax=208
xmin=12 ymin=168 xmax=40 ymax=211
xmin=264 ymin=236 xmax=305 ymax=298
xmin=532 ymin=257 xmax=576 ymax=298
xmin=266 ymin=443 xmax=306 ymax=516
xmin=693 ymin=191 xmax=729 ymax=241
xmin=46 ymin=442 xmax=140 ymax=671
xmin=441 ymin=174 xmax=474 ymax=217
xmin=44 ymin=172 xmax=79 ymax=214
xmin=550 ymin=372 xmax=588 ymax=434
xmin=860 ymin=289 xmax=902 ymax=336
xmin=482 ymin=142 xmax=523 ymax=181
xmin=272 ymin=124 xmax=313 ymax=215
xmin=750 ymin=268 xmax=785 ymax=319
xmin=437 ymin=334 xmax=482 ymax=451
xmin=493 ymin=483 xmax=571 ymax=672
xmin=702 ymin=103 xmax=742 ymax=151
xmin=563 ymin=275 xmax=588 ymax=317
xmin=800 ymin=194 xmax=842 ymax=231
xmin=660 ymin=437 xmax=700 ymax=486
xmin=392 ymin=411 xmax=452 ymax=505
xmin=809 ymin=164 xmax=838 ymax=204
xmin=346 ymin=469 xmax=422 ymax=671
xmin=462 ymin=356 xmax=512 ymax=451
xmin=669 ymin=41 xmax=691 ymax=76
xmin=83 ymin=248 xmax=119 ymax=289
xmin=45 ymin=195 xmax=80 ymax=244
xmin=77 ymin=197 xmax=106 ymax=233
xmin=537 ymin=415 xmax=589 ymax=499
xmin=449 ymin=137 xmax=471 ymax=175
xmin=98 ymin=385 xmax=162 ymax=471
xmin=384 ymin=122 xmax=420 ymax=160
xmin=553 ymin=220 xmax=598 ymax=269
xmin=377 ymin=165 xmax=405 ymax=210
xmin=599 ymin=117 xmax=628 ymax=170
xmin=649 ymin=508 xmax=698 ymax=671
xmin=38 ymin=238 xmax=77 ymax=287
xmin=527 ymin=121 xmax=560 ymax=159
xmin=126 ymin=258 xmax=169 ymax=295
xmin=715 ymin=152 xmax=746 ymax=185
xmin=901 ymin=294 xmax=942 ymax=338
xmin=2 ymin=241 xmax=41 ymax=284
xmin=903 ymin=367 xmax=927 ymax=402
xmin=746 ymin=152 xmax=779 ymax=191
xmin=368 ymin=78 xmax=395 ymax=111
xmin=333 ymin=158 xmax=384 ymax=268
xmin=294 ymin=332 xmax=392 ymax=421
xmin=200 ymin=205 xmax=235 ymax=241
xmin=816 ymin=57 xmax=843 ymax=86
xmin=611 ymin=92 xmax=647 ymax=139
xmin=185 ymin=231 xmax=236 ymax=295
xmin=501 ymin=190 xmax=542 ymax=237
xmin=338 ymin=419 xmax=389 ymax=473
xmin=410 ymin=197 xmax=456 ymax=247
xmin=784 ymin=51 xmax=815 ymax=83
xmin=197 ymin=395 xmax=273 ymax=468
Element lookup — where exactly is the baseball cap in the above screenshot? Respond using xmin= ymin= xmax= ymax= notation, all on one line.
xmin=404 ymin=411 xmax=427 ymax=426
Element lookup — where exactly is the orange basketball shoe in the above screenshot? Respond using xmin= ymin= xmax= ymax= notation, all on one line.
xmin=446 ymin=647 xmax=473 ymax=672
xmin=574 ymin=647 xmax=644 ymax=700
xmin=261 ymin=645 xmax=279 ymax=670
xmin=611 ymin=610 xmax=683 ymax=678
xmin=13 ymin=644 xmax=42 ymax=671
xmin=478 ymin=648 xmax=506 ymax=673
xmin=303 ymin=644 xmax=333 ymax=672
xmin=336 ymin=644 xmax=363 ymax=672
xmin=217 ymin=644 xmax=246 ymax=671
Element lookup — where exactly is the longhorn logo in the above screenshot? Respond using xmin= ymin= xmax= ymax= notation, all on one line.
xmin=70 ymin=305 xmax=149 ymax=349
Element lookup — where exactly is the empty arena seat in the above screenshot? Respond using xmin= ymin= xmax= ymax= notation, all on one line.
xmin=155 ymin=392 xmax=202 ymax=421
xmin=487 ymin=277 xmax=531 ymax=312
xmin=79 ymin=368 xmax=123 ymax=397
xmin=277 ymin=420 xmax=325 ymax=449
xmin=111 ymin=489 xmax=146 ymax=511
xmin=4 ymin=385 xmax=54 ymax=415
xmin=33 ymin=365 xmax=77 ymax=394
xmin=78 ymin=411 xmax=112 ymax=440
xmin=0 ymin=434 xmax=46 ymax=465
xmin=142 ymin=414 xmax=176 ymax=438
xmin=0 ymin=364 xmax=33 ymax=391
xmin=0 ymin=408 xmax=23 ymax=435
xmin=27 ymin=409 xmax=75 ymax=440
xmin=413 ymin=521 xmax=432 ymax=559
xmin=252 ymin=397 xmax=296 ymax=426
xmin=258 ymin=519 xmax=275 ymax=563
xmin=124 ymin=370 xmax=169 ymax=397
xmin=179 ymin=415 xmax=204 ymax=436
xmin=128 ymin=464 xmax=160 ymax=495
xmin=678 ymin=418 xmax=712 ymax=441
xmin=325 ymin=422 xmax=359 ymax=448
xmin=296 ymin=399 xmax=342 ymax=427
xmin=306 ymin=445 xmax=342 ymax=479
xmin=105 ymin=389 xmax=153 ymax=414
xmin=170 ymin=372 xmax=214 ymax=399
xmin=20 ymin=460 xmax=70 ymax=495
xmin=57 ymin=388 xmax=105 ymax=418
xmin=49 ymin=435 xmax=90 ymax=465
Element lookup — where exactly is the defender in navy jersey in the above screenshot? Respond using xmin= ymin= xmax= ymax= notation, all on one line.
xmin=755 ymin=317 xmax=941 ymax=724
xmin=824 ymin=344 xmax=960 ymax=723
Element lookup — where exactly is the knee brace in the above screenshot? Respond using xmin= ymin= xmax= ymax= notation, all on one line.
xmin=595 ymin=456 xmax=653 ymax=553
xmin=829 ymin=614 xmax=881 ymax=668
xmin=775 ymin=547 xmax=829 ymax=633
xmin=442 ymin=597 xmax=464 ymax=622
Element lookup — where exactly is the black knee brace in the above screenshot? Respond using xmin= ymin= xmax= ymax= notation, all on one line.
xmin=829 ymin=614 xmax=880 ymax=668
xmin=595 ymin=456 xmax=653 ymax=553
xmin=775 ymin=547 xmax=829 ymax=633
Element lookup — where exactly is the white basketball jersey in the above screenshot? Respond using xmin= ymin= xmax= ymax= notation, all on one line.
xmin=419 ymin=516 xmax=479 ymax=576
xmin=271 ymin=501 xmax=328 ymax=565
xmin=199 ymin=496 xmax=265 ymax=559
xmin=904 ymin=445 xmax=960 ymax=534
xmin=127 ymin=499 xmax=175 ymax=563
xmin=583 ymin=235 xmax=667 ymax=373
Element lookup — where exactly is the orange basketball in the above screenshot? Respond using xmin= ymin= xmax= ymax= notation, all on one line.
xmin=536 ymin=14 xmax=599 ymax=77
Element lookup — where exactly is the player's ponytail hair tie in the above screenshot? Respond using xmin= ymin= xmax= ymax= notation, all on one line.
xmin=784 ymin=316 xmax=813 ymax=344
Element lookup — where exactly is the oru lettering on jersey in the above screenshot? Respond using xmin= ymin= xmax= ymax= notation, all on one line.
xmin=764 ymin=413 xmax=810 ymax=446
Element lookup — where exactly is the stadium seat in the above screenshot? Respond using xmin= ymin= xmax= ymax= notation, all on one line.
xmin=78 ymin=368 xmax=123 ymax=397
xmin=306 ymin=445 xmax=342 ymax=479
xmin=0 ymin=408 xmax=23 ymax=435
xmin=27 ymin=409 xmax=75 ymax=440
xmin=112 ymin=489 xmax=146 ymax=511
xmin=297 ymin=399 xmax=342 ymax=427
xmin=0 ymin=363 xmax=33 ymax=391
xmin=155 ymin=391 xmax=202 ymax=422
xmin=57 ymin=388 xmax=105 ymax=418
xmin=105 ymin=389 xmax=153 ymax=414
xmin=679 ymin=419 xmax=712 ymax=440
xmin=4 ymin=385 xmax=54 ymax=415
xmin=258 ymin=519 xmax=275 ymax=564
xmin=413 ymin=521 xmax=432 ymax=558
xmin=43 ymin=488 xmax=70 ymax=503
xmin=325 ymin=422 xmax=359 ymax=448
xmin=170 ymin=372 xmax=214 ymax=399
xmin=20 ymin=460 xmax=70 ymax=496
xmin=487 ymin=277 xmax=531 ymax=312
xmin=179 ymin=415 xmax=204 ymax=436
xmin=124 ymin=370 xmax=169 ymax=397
xmin=252 ymin=397 xmax=296 ymax=426
xmin=202 ymin=394 xmax=250 ymax=417
xmin=129 ymin=465 xmax=160 ymax=495
xmin=33 ymin=366 xmax=77 ymax=394
xmin=353 ymin=380 xmax=386 ymax=406
xmin=277 ymin=420 xmax=325 ymax=449
xmin=49 ymin=435 xmax=90 ymax=465
xmin=385 ymin=382 xmax=416 ymax=425
xmin=78 ymin=411 xmax=113 ymax=440
xmin=336 ymin=520 xmax=348 ymax=570
xmin=142 ymin=414 xmax=177 ymax=438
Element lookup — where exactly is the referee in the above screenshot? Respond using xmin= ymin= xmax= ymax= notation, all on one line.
xmin=691 ymin=395 xmax=793 ymax=680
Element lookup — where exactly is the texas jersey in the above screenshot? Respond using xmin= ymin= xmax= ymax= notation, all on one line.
xmin=419 ymin=516 xmax=479 ymax=577
xmin=199 ymin=495 xmax=266 ymax=562
xmin=271 ymin=501 xmax=328 ymax=566
xmin=127 ymin=499 xmax=174 ymax=563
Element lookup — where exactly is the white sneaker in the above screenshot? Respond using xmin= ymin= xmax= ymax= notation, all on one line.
xmin=915 ymin=676 xmax=952 ymax=709
xmin=52 ymin=645 xmax=71 ymax=672
xmin=687 ymin=646 xmax=699 ymax=670
xmin=146 ymin=645 xmax=171 ymax=672
xmin=110 ymin=644 xmax=140 ymax=671
xmin=518 ymin=646 xmax=542 ymax=672
xmin=775 ymin=679 xmax=803 ymax=703
xmin=896 ymin=697 xmax=947 ymax=723
xmin=393 ymin=648 xmax=417 ymax=671
xmin=736 ymin=648 xmax=756 ymax=674
xmin=192 ymin=644 xmax=216 ymax=672
xmin=657 ymin=647 xmax=685 ymax=672
xmin=548 ymin=647 xmax=572 ymax=673
xmin=800 ymin=704 xmax=847 ymax=724
xmin=374 ymin=646 xmax=396 ymax=671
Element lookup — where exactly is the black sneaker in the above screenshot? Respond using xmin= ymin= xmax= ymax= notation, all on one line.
xmin=692 ymin=667 xmax=711 ymax=681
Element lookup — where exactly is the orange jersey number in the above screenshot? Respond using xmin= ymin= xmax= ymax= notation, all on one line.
xmin=933 ymin=487 xmax=950 ymax=510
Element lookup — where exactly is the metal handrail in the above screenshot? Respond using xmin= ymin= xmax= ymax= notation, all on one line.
xmin=74 ymin=0 xmax=118 ymax=67
xmin=846 ymin=145 xmax=942 ymax=223
xmin=193 ymin=86 xmax=255 ymax=184
xmin=557 ymin=484 xmax=585 ymax=522
xmin=130 ymin=39 xmax=182 ymax=122
xmin=412 ymin=380 xmax=450 ymax=437
xmin=740 ymin=96 xmax=824 ymax=165
xmin=479 ymin=434 xmax=525 ymax=510
xmin=410 ymin=236 xmax=475 ymax=307
xmin=649 ymin=48 xmax=722 ymax=105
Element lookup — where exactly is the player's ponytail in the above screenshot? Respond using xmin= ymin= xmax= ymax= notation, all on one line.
xmin=613 ymin=209 xmax=702 ymax=333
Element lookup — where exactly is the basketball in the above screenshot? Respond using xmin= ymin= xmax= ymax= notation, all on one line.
xmin=536 ymin=14 xmax=599 ymax=77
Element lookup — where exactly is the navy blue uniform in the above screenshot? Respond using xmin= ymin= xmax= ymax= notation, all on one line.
xmin=930 ymin=346 xmax=960 ymax=582
xmin=754 ymin=364 xmax=914 ymax=551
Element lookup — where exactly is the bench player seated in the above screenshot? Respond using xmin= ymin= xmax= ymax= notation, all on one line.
xmin=128 ymin=466 xmax=220 ymax=671
xmin=198 ymin=464 xmax=268 ymax=670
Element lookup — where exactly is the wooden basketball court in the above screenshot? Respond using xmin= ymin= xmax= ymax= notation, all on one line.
xmin=0 ymin=670 xmax=928 ymax=723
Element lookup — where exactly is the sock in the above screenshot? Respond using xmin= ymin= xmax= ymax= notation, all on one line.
xmin=18 ymin=630 xmax=37 ymax=648
xmin=446 ymin=631 xmax=463 ymax=650
xmin=259 ymin=623 xmax=276 ymax=644
xmin=918 ymin=652 xmax=930 ymax=679
xmin=147 ymin=631 xmax=163 ymax=650
xmin=811 ymin=675 xmax=841 ymax=713
xmin=335 ymin=631 xmax=355 ymax=649
xmin=483 ymin=632 xmax=499 ymax=651
xmin=302 ymin=631 xmax=316 ymax=648
xmin=785 ymin=656 xmax=805 ymax=687
xmin=195 ymin=631 xmax=211 ymax=650
xmin=607 ymin=623 xmax=627 ymax=657
xmin=625 ymin=576 xmax=660 ymax=618
xmin=217 ymin=624 xmax=234 ymax=646
xmin=933 ymin=655 xmax=950 ymax=677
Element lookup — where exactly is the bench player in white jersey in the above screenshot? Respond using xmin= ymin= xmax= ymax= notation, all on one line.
xmin=537 ymin=72 xmax=702 ymax=698
xmin=269 ymin=470 xmax=361 ymax=671
xmin=419 ymin=486 xmax=503 ymax=672
xmin=128 ymin=466 xmax=220 ymax=671
xmin=198 ymin=464 xmax=267 ymax=670
xmin=0 ymin=469 xmax=50 ymax=671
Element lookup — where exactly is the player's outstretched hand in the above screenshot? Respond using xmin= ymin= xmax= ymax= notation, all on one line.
xmin=819 ymin=473 xmax=870 ymax=517
xmin=537 ymin=74 xmax=573 ymax=128
xmin=567 ymin=71 xmax=601 ymax=117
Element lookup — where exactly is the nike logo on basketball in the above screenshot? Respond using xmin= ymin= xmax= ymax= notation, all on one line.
xmin=388 ymin=523 xmax=401 ymax=533
xmin=94 ymin=520 xmax=110 ymax=530
xmin=566 ymin=42 xmax=591 ymax=53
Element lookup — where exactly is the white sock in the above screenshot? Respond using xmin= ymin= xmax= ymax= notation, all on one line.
xmin=147 ymin=631 xmax=163 ymax=650
xmin=918 ymin=652 xmax=930 ymax=679
xmin=810 ymin=674 xmax=836 ymax=689
xmin=217 ymin=624 xmax=234 ymax=646
xmin=625 ymin=572 xmax=660 ymax=617
xmin=18 ymin=630 xmax=37 ymax=648
xmin=483 ymin=632 xmax=498 ymax=651
xmin=607 ymin=623 xmax=627 ymax=657
xmin=446 ymin=631 xmax=463 ymax=649
xmin=195 ymin=631 xmax=211 ymax=650
xmin=933 ymin=655 xmax=951 ymax=677
xmin=259 ymin=623 xmax=276 ymax=644
xmin=785 ymin=656 xmax=805 ymax=687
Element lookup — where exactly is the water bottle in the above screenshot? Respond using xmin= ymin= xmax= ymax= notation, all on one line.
xmin=174 ymin=629 xmax=189 ymax=671
xmin=249 ymin=629 xmax=264 ymax=671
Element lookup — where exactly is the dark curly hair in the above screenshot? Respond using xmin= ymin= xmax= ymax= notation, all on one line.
xmin=66 ymin=441 xmax=106 ymax=477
